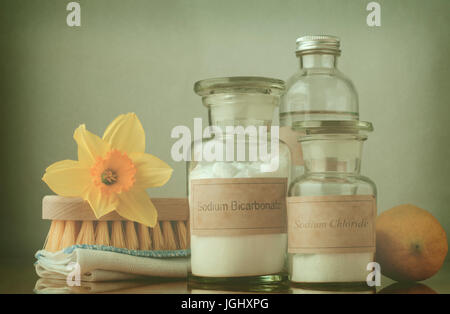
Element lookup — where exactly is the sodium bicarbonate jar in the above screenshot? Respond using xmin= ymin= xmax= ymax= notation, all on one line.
xmin=287 ymin=120 xmax=376 ymax=285
xmin=188 ymin=77 xmax=290 ymax=289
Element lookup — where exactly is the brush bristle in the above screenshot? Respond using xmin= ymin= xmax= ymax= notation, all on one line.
xmin=44 ymin=220 xmax=57 ymax=251
xmin=95 ymin=221 xmax=110 ymax=246
xmin=151 ymin=222 xmax=164 ymax=250
xmin=111 ymin=221 xmax=126 ymax=248
xmin=45 ymin=220 xmax=65 ymax=252
xmin=176 ymin=221 xmax=188 ymax=250
xmin=162 ymin=221 xmax=178 ymax=250
xmin=186 ymin=219 xmax=190 ymax=248
xmin=75 ymin=221 xmax=86 ymax=245
xmin=76 ymin=221 xmax=95 ymax=245
xmin=46 ymin=217 xmax=187 ymax=252
xmin=60 ymin=221 xmax=77 ymax=249
xmin=137 ymin=223 xmax=152 ymax=250
xmin=125 ymin=221 xmax=139 ymax=250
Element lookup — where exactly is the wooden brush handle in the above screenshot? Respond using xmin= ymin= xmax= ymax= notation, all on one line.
xmin=42 ymin=195 xmax=189 ymax=221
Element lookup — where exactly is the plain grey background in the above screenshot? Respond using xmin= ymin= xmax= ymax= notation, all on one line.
xmin=0 ymin=0 xmax=449 ymax=259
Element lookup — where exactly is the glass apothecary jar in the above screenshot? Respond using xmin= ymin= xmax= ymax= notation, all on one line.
xmin=188 ymin=77 xmax=290 ymax=290
xmin=281 ymin=35 xmax=359 ymax=123
xmin=280 ymin=35 xmax=359 ymax=180
xmin=287 ymin=120 xmax=376 ymax=285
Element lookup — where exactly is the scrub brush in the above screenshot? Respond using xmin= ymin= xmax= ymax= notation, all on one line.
xmin=42 ymin=195 xmax=189 ymax=252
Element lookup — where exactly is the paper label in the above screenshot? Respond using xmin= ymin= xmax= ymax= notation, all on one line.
xmin=287 ymin=195 xmax=376 ymax=254
xmin=190 ymin=178 xmax=287 ymax=236
xmin=279 ymin=126 xmax=304 ymax=166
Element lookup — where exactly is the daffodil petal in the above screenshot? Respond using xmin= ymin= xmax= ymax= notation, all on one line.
xmin=130 ymin=152 xmax=173 ymax=188
xmin=102 ymin=113 xmax=145 ymax=154
xmin=45 ymin=159 xmax=79 ymax=172
xmin=42 ymin=160 xmax=91 ymax=197
xmin=116 ymin=189 xmax=157 ymax=227
xmin=84 ymin=187 xmax=119 ymax=218
xmin=74 ymin=124 xmax=110 ymax=166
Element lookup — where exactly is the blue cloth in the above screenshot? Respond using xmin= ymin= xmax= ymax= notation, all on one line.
xmin=35 ymin=244 xmax=190 ymax=259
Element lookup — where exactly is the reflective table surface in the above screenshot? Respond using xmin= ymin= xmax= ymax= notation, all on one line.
xmin=0 ymin=259 xmax=449 ymax=294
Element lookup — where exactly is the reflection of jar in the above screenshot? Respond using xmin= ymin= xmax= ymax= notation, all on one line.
xmin=188 ymin=77 xmax=290 ymax=287
xmin=291 ymin=283 xmax=375 ymax=294
xmin=287 ymin=120 xmax=376 ymax=284
xmin=280 ymin=35 xmax=359 ymax=179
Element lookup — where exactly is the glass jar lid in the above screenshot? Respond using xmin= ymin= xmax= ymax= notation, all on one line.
xmin=194 ymin=76 xmax=285 ymax=97
xmin=293 ymin=120 xmax=373 ymax=136
xmin=295 ymin=35 xmax=341 ymax=56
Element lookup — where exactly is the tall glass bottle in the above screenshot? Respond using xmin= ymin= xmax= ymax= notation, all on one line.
xmin=280 ymin=35 xmax=359 ymax=179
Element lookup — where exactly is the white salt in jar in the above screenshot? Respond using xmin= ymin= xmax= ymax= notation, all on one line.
xmin=188 ymin=77 xmax=290 ymax=289
xmin=287 ymin=120 xmax=377 ymax=285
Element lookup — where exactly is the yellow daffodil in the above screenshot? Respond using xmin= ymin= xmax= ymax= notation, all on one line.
xmin=42 ymin=113 xmax=173 ymax=227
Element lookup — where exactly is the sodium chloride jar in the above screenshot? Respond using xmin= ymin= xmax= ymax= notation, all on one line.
xmin=187 ymin=77 xmax=290 ymax=289
xmin=287 ymin=120 xmax=377 ymax=285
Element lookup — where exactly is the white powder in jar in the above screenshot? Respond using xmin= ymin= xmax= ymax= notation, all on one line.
xmin=189 ymin=148 xmax=289 ymax=278
xmin=289 ymin=252 xmax=373 ymax=283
